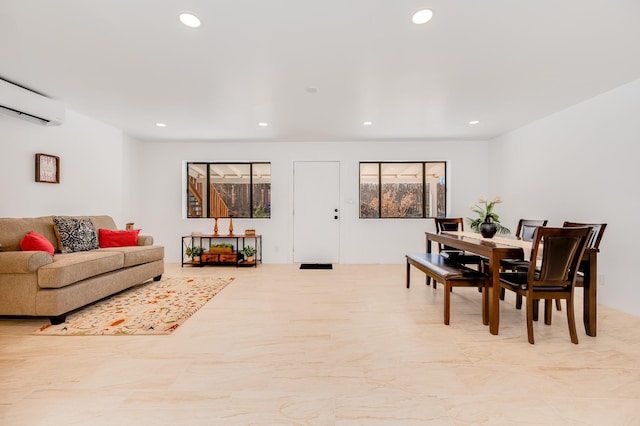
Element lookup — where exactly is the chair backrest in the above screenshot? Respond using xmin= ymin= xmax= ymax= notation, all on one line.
xmin=562 ymin=221 xmax=607 ymax=249
xmin=515 ymin=219 xmax=548 ymax=241
xmin=434 ymin=217 xmax=464 ymax=232
xmin=527 ymin=226 xmax=592 ymax=290
xmin=434 ymin=218 xmax=465 ymax=252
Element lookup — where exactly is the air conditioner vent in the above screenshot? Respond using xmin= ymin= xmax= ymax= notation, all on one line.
xmin=0 ymin=78 xmax=65 ymax=126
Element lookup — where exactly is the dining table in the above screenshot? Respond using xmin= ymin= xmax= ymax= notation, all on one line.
xmin=426 ymin=231 xmax=599 ymax=336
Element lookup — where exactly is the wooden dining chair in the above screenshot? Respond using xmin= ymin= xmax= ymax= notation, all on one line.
xmin=540 ymin=221 xmax=606 ymax=312
xmin=500 ymin=219 xmax=548 ymax=304
xmin=431 ymin=218 xmax=486 ymax=288
xmin=563 ymin=222 xmax=606 ymax=251
xmin=562 ymin=221 xmax=607 ymax=285
xmin=499 ymin=226 xmax=592 ymax=344
xmin=501 ymin=219 xmax=548 ymax=267
xmin=433 ymin=218 xmax=486 ymax=263
xmin=516 ymin=219 xmax=549 ymax=241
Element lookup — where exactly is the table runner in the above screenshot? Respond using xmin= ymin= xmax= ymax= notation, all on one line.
xmin=444 ymin=231 xmax=536 ymax=260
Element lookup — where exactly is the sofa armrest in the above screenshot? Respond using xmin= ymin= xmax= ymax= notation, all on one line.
xmin=0 ymin=251 xmax=53 ymax=273
xmin=137 ymin=235 xmax=154 ymax=246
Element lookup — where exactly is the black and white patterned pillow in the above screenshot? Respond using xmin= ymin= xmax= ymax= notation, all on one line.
xmin=53 ymin=217 xmax=99 ymax=253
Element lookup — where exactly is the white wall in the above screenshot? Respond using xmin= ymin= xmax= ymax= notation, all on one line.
xmin=489 ymin=78 xmax=640 ymax=316
xmin=0 ymin=110 xmax=126 ymax=222
xmin=134 ymin=140 xmax=489 ymax=264
xmin=121 ymin=133 xmax=145 ymax=225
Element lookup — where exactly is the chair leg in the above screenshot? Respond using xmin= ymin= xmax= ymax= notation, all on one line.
xmin=444 ymin=282 xmax=451 ymax=325
xmin=532 ymin=300 xmax=539 ymax=321
xmin=567 ymin=297 xmax=579 ymax=344
xmin=526 ymin=296 xmax=535 ymax=344
xmin=500 ymin=287 xmax=505 ymax=300
xmin=516 ymin=294 xmax=523 ymax=309
xmin=427 ymin=276 xmax=443 ymax=289
xmin=544 ymin=300 xmax=552 ymax=325
xmin=555 ymin=299 xmax=562 ymax=311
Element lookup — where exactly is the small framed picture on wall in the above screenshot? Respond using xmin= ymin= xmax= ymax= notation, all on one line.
xmin=35 ymin=153 xmax=60 ymax=183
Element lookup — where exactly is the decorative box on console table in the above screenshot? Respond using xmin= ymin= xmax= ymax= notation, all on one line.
xmin=181 ymin=234 xmax=261 ymax=268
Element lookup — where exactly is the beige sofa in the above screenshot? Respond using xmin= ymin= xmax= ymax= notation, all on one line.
xmin=0 ymin=215 xmax=164 ymax=323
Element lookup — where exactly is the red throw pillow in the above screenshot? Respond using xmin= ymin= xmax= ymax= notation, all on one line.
xmin=20 ymin=231 xmax=55 ymax=255
xmin=98 ymin=228 xmax=140 ymax=248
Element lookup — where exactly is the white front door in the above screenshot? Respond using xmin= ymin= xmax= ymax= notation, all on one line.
xmin=293 ymin=161 xmax=340 ymax=264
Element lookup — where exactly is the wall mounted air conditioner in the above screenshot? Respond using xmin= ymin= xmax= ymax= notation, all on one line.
xmin=0 ymin=78 xmax=65 ymax=126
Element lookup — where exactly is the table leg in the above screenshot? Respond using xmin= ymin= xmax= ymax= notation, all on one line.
xmin=489 ymin=254 xmax=501 ymax=335
xmin=583 ymin=253 xmax=597 ymax=336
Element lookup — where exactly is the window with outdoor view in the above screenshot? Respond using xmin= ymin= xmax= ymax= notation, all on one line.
xmin=186 ymin=163 xmax=271 ymax=218
xmin=359 ymin=162 xmax=446 ymax=218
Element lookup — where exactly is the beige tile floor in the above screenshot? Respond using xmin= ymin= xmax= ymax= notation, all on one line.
xmin=1 ymin=263 xmax=640 ymax=425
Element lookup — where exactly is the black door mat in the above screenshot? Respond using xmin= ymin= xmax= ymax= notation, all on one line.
xmin=300 ymin=263 xmax=333 ymax=270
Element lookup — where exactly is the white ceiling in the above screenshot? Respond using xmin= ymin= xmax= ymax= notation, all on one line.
xmin=1 ymin=0 xmax=639 ymax=142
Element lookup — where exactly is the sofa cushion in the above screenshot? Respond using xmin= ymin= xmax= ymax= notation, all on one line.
xmin=99 ymin=246 xmax=164 ymax=268
xmin=38 ymin=251 xmax=124 ymax=289
xmin=20 ymin=231 xmax=55 ymax=255
xmin=98 ymin=229 xmax=140 ymax=248
xmin=0 ymin=251 xmax=53 ymax=273
xmin=88 ymin=215 xmax=118 ymax=232
xmin=0 ymin=216 xmax=57 ymax=252
xmin=53 ymin=217 xmax=99 ymax=253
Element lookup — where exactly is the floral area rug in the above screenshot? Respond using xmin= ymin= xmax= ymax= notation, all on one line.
xmin=34 ymin=277 xmax=234 ymax=336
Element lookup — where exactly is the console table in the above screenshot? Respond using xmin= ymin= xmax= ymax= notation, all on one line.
xmin=181 ymin=234 xmax=262 ymax=267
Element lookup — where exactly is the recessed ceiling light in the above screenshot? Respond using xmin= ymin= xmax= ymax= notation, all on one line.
xmin=412 ymin=9 xmax=434 ymax=25
xmin=363 ymin=121 xmax=373 ymax=126
xmin=179 ymin=13 xmax=201 ymax=28
xmin=155 ymin=122 xmax=167 ymax=127
xmin=258 ymin=122 xmax=269 ymax=127
xmin=469 ymin=120 xmax=480 ymax=125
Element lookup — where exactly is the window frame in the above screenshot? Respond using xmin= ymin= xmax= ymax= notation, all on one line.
xmin=359 ymin=161 xmax=447 ymax=219
xmin=186 ymin=162 xmax=271 ymax=219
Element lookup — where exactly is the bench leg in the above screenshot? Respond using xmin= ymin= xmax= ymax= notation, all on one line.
xmin=444 ymin=281 xmax=451 ymax=325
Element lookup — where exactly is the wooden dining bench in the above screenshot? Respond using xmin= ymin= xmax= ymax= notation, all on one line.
xmin=406 ymin=253 xmax=489 ymax=325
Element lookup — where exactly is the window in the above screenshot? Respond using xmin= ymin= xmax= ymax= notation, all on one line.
xmin=359 ymin=162 xmax=446 ymax=218
xmin=187 ymin=163 xmax=271 ymax=218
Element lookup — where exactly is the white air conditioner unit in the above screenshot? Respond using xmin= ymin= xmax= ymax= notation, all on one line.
xmin=0 ymin=78 xmax=65 ymax=126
